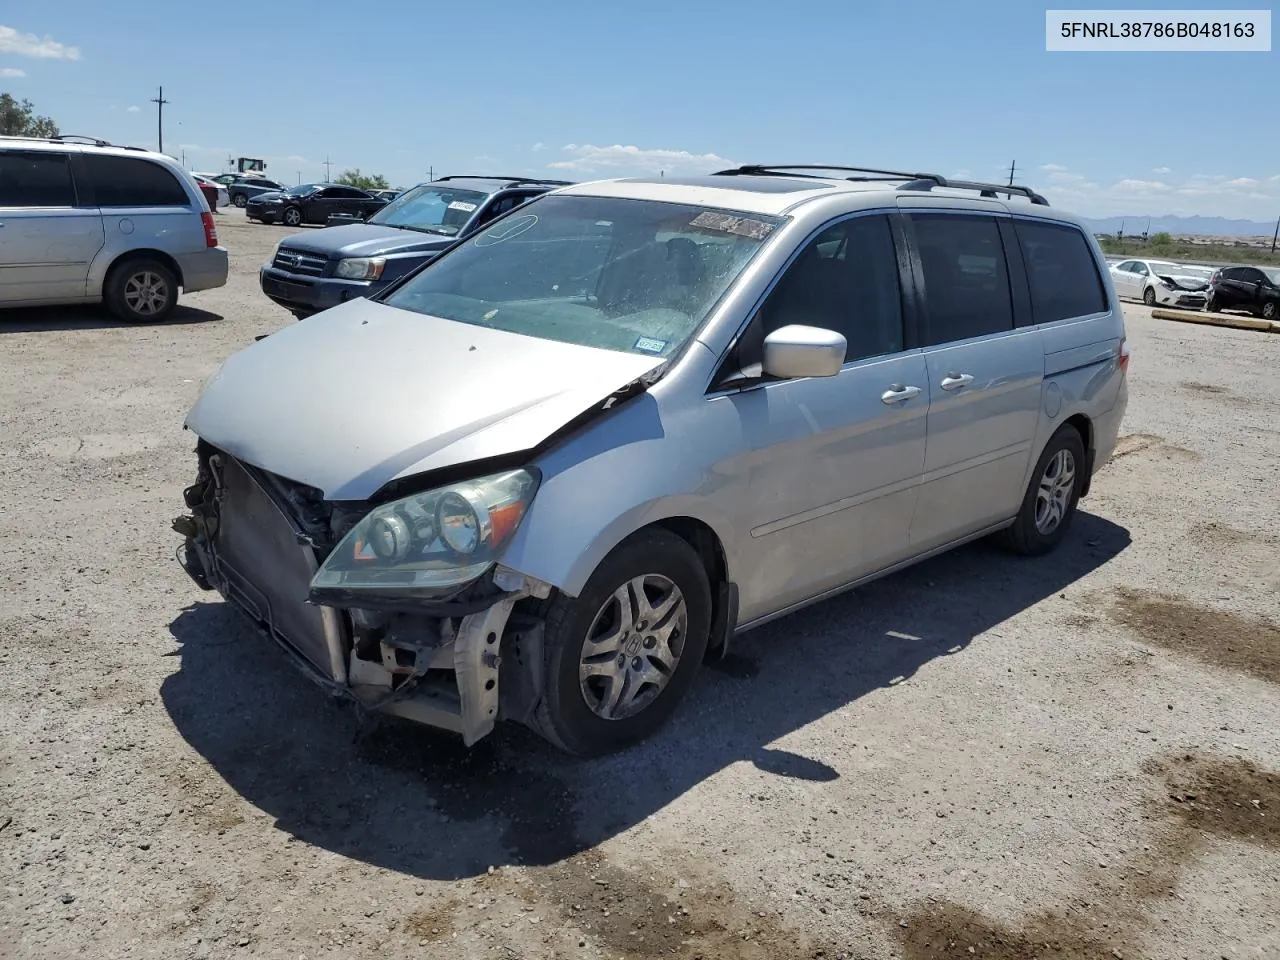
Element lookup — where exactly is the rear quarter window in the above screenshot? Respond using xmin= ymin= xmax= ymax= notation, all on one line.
xmin=1013 ymin=220 xmax=1108 ymax=324
xmin=84 ymin=155 xmax=190 ymax=207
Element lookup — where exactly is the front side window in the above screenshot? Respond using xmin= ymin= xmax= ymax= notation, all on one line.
xmin=0 ymin=151 xmax=74 ymax=207
xmin=1014 ymin=220 xmax=1108 ymax=323
xmin=84 ymin=155 xmax=188 ymax=207
xmin=756 ymin=214 xmax=904 ymax=363
xmin=383 ymin=195 xmax=781 ymax=357
xmin=910 ymin=214 xmax=1014 ymax=345
xmin=368 ymin=185 xmax=492 ymax=236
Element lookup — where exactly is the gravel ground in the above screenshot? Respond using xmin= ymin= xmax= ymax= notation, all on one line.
xmin=1 ymin=208 xmax=1278 ymax=960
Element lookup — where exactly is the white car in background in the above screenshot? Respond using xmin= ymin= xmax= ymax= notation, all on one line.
xmin=1109 ymin=258 xmax=1210 ymax=309
xmin=192 ymin=173 xmax=230 ymax=210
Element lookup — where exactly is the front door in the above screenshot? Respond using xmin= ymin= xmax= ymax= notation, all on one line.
xmin=903 ymin=211 xmax=1044 ymax=550
xmin=0 ymin=150 xmax=104 ymax=303
xmin=727 ymin=212 xmax=928 ymax=622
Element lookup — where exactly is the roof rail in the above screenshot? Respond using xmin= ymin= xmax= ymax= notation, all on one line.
xmin=433 ymin=174 xmax=576 ymax=187
xmin=713 ymin=164 xmax=1050 ymax=206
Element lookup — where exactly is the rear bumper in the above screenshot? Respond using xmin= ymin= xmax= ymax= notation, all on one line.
xmin=176 ymin=247 xmax=229 ymax=293
xmin=259 ymin=265 xmax=374 ymax=316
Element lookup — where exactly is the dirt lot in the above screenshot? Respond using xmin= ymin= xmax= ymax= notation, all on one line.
xmin=2 ymin=209 xmax=1278 ymax=960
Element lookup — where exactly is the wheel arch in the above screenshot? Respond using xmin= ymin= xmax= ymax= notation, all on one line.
xmin=1064 ymin=412 xmax=1094 ymax=497
xmin=103 ymin=248 xmax=185 ymax=293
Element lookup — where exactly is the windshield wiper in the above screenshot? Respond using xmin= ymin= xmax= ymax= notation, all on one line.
xmin=381 ymin=223 xmax=451 ymax=236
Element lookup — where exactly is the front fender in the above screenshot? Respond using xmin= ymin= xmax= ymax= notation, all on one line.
xmin=496 ymin=388 xmax=750 ymax=598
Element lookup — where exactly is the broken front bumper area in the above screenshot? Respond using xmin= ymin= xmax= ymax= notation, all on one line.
xmin=173 ymin=448 xmax=550 ymax=746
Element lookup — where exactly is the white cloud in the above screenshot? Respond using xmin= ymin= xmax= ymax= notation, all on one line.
xmin=548 ymin=142 xmax=735 ymax=175
xmin=1039 ymin=163 xmax=1069 ymax=173
xmin=0 ymin=66 xmax=25 ymax=77
xmin=0 ymin=25 xmax=81 ymax=60
xmin=126 ymin=105 xmax=140 ymax=113
xmin=1152 ymin=166 xmax=1171 ymax=174
xmin=531 ymin=142 xmax=546 ymax=152
xmin=474 ymin=154 xmax=499 ymax=164
xmin=1035 ymin=165 xmax=1280 ymax=218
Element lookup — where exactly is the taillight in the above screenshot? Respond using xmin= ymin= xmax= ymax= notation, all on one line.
xmin=1118 ymin=337 xmax=1130 ymax=375
xmin=201 ymin=211 xmax=218 ymax=248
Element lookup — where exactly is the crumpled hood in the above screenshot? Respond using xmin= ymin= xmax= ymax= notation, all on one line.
xmin=278 ymin=223 xmax=454 ymax=259
xmin=1155 ymin=272 xmax=1210 ymax=291
xmin=185 ymin=298 xmax=664 ymax=500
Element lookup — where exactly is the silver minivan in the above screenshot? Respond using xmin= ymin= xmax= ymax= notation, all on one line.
xmin=175 ymin=165 xmax=1129 ymax=756
xmin=0 ymin=136 xmax=228 ymax=321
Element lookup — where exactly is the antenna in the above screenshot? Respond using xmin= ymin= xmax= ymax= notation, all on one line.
xmin=150 ymin=86 xmax=170 ymax=154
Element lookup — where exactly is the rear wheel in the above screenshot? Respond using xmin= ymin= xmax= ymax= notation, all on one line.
xmin=105 ymin=258 xmax=178 ymax=323
xmin=531 ymin=529 xmax=711 ymax=756
xmin=1142 ymin=286 xmax=1157 ymax=306
xmin=1263 ymin=301 xmax=1278 ymax=322
xmin=1205 ymin=293 xmax=1220 ymax=312
xmin=233 ymin=193 xmax=248 ymax=208
xmin=998 ymin=424 xmax=1085 ymax=557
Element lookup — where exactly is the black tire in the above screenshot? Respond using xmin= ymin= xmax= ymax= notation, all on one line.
xmin=531 ymin=529 xmax=712 ymax=756
xmin=282 ymin=206 xmax=303 ymax=227
xmin=233 ymin=193 xmax=248 ymax=208
xmin=104 ymin=258 xmax=179 ymax=323
xmin=1142 ymin=286 xmax=1156 ymax=306
xmin=1205 ymin=293 xmax=1220 ymax=313
xmin=998 ymin=424 xmax=1086 ymax=557
xmin=1263 ymin=301 xmax=1278 ymax=322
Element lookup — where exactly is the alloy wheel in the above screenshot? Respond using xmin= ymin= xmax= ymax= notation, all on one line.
xmin=123 ymin=271 xmax=170 ymax=316
xmin=1034 ymin=448 xmax=1076 ymax=535
xmin=578 ymin=574 xmax=687 ymax=721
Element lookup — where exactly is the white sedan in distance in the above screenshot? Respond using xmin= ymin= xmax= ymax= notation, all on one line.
xmin=1109 ymin=258 xmax=1210 ymax=309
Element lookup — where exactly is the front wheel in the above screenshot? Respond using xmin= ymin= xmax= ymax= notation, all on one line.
xmin=1142 ymin=286 xmax=1157 ymax=306
xmin=105 ymin=258 xmax=179 ymax=323
xmin=531 ymin=529 xmax=711 ymax=756
xmin=998 ymin=425 xmax=1086 ymax=557
xmin=282 ymin=206 xmax=303 ymax=227
xmin=233 ymin=193 xmax=248 ymax=208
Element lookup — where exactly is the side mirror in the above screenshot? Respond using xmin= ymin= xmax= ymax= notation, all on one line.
xmin=762 ymin=325 xmax=847 ymax=380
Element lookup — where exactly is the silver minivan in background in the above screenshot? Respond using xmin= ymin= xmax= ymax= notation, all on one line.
xmin=0 ymin=136 xmax=228 ymax=321
xmin=174 ymin=164 xmax=1129 ymax=756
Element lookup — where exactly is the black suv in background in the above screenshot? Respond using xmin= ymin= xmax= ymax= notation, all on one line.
xmin=246 ymin=182 xmax=390 ymax=227
xmin=1207 ymin=265 xmax=1280 ymax=321
xmin=227 ymin=176 xmax=285 ymax=207
xmin=258 ymin=175 xmax=572 ymax=319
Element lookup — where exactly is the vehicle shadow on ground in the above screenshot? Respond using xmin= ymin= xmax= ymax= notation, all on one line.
xmin=0 ymin=303 xmax=223 ymax=333
xmin=162 ymin=511 xmax=1130 ymax=881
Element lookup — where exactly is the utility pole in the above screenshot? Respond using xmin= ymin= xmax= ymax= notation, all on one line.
xmin=322 ymin=155 xmax=333 ymax=181
xmin=296 ymin=170 xmax=300 ymax=185
xmin=427 ymin=166 xmax=434 ymax=181
xmin=150 ymin=86 xmax=170 ymax=154
xmin=1007 ymin=159 xmax=1016 ymax=186
xmin=1271 ymin=213 xmax=1279 ymax=254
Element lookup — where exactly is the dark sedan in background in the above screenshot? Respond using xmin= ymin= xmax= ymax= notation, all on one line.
xmin=246 ymin=183 xmax=389 ymax=227
xmin=1207 ymin=265 xmax=1280 ymax=321
xmin=228 ymin=176 xmax=286 ymax=207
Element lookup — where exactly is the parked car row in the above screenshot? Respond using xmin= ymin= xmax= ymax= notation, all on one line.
xmin=258 ymin=175 xmax=573 ymax=318
xmin=0 ymin=134 xmax=228 ymax=320
xmin=1108 ymin=257 xmax=1280 ymax=319
xmin=175 ymin=164 xmax=1130 ymax=756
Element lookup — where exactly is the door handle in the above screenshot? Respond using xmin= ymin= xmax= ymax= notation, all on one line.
xmin=940 ymin=373 xmax=974 ymax=391
xmin=881 ymin=384 xmax=921 ymax=405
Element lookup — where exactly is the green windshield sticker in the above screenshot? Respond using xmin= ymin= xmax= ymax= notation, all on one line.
xmin=634 ymin=336 xmax=667 ymax=354
xmin=689 ymin=211 xmax=776 ymax=240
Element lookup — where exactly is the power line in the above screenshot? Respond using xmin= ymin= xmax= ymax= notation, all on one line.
xmin=150 ymin=86 xmax=169 ymax=154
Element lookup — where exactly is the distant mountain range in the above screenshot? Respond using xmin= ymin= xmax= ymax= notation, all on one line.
xmin=1081 ymin=215 xmax=1277 ymax=238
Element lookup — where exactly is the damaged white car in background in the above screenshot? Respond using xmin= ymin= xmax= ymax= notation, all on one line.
xmin=1109 ymin=257 xmax=1210 ymax=309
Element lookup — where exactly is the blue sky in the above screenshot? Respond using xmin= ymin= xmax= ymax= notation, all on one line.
xmin=1 ymin=1 xmax=1276 ymax=220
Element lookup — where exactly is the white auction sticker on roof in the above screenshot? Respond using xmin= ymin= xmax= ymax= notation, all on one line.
xmin=448 ymin=201 xmax=478 ymax=212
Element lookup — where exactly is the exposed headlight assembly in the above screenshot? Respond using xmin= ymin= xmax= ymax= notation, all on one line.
xmin=335 ymin=257 xmax=386 ymax=281
xmin=310 ymin=469 xmax=538 ymax=601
